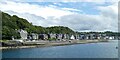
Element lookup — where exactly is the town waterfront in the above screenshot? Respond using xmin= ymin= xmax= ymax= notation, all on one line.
xmin=2 ymin=40 xmax=118 ymax=58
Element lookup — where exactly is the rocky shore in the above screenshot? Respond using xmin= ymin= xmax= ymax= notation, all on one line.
xmin=0 ymin=40 xmax=108 ymax=50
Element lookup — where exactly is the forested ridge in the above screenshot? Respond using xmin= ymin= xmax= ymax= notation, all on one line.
xmin=2 ymin=12 xmax=75 ymax=40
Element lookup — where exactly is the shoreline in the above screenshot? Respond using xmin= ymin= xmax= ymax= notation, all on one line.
xmin=0 ymin=40 xmax=108 ymax=50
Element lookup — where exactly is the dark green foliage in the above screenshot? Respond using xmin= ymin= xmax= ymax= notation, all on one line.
xmin=46 ymin=26 xmax=75 ymax=34
xmin=2 ymin=12 xmax=22 ymax=40
xmin=48 ymin=38 xmax=56 ymax=41
xmin=104 ymin=31 xmax=120 ymax=36
xmin=2 ymin=26 xmax=20 ymax=39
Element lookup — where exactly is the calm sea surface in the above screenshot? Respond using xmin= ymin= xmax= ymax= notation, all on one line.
xmin=2 ymin=40 xmax=118 ymax=58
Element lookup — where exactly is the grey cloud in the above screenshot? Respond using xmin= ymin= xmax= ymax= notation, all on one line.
xmin=57 ymin=14 xmax=104 ymax=31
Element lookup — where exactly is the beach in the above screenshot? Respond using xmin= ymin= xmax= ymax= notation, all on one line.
xmin=0 ymin=39 xmax=108 ymax=50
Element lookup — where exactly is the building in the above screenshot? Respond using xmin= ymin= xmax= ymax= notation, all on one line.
xmin=70 ymin=35 xmax=75 ymax=40
xmin=57 ymin=34 xmax=62 ymax=40
xmin=43 ymin=34 xmax=48 ymax=40
xmin=50 ymin=33 xmax=56 ymax=39
xmin=38 ymin=34 xmax=44 ymax=40
xmin=79 ymin=34 xmax=85 ymax=40
xmin=31 ymin=33 xmax=38 ymax=40
xmin=64 ymin=34 xmax=68 ymax=39
xmin=18 ymin=29 xmax=28 ymax=40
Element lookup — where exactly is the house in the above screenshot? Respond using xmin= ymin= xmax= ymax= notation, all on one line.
xmin=12 ymin=36 xmax=14 ymax=40
xmin=79 ymin=34 xmax=85 ymax=40
xmin=38 ymin=34 xmax=44 ymax=40
xmin=90 ymin=34 xmax=96 ymax=40
xmin=70 ymin=35 xmax=75 ymax=40
xmin=50 ymin=33 xmax=56 ymax=39
xmin=97 ymin=34 xmax=102 ymax=39
xmin=43 ymin=34 xmax=48 ymax=40
xmin=85 ymin=34 xmax=89 ymax=40
xmin=109 ymin=36 xmax=114 ymax=39
xmin=31 ymin=33 xmax=38 ymax=40
xmin=57 ymin=34 xmax=62 ymax=40
xmin=102 ymin=34 xmax=107 ymax=39
xmin=74 ymin=34 xmax=79 ymax=40
xmin=18 ymin=29 xmax=28 ymax=40
xmin=64 ymin=34 xmax=68 ymax=39
xmin=27 ymin=35 xmax=32 ymax=40
xmin=66 ymin=34 xmax=71 ymax=39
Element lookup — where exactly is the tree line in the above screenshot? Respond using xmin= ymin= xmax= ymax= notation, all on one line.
xmin=2 ymin=12 xmax=75 ymax=40
xmin=2 ymin=12 xmax=120 ymax=40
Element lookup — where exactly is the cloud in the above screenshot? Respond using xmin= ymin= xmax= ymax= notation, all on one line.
xmin=58 ymin=13 xmax=118 ymax=32
xmin=61 ymin=8 xmax=82 ymax=12
xmin=0 ymin=1 xmax=74 ymax=19
xmin=49 ymin=2 xmax=118 ymax=32
xmin=0 ymin=1 xmax=118 ymax=32
xmin=97 ymin=3 xmax=118 ymax=30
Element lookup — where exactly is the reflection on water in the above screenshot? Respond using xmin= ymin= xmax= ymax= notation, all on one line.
xmin=2 ymin=40 xmax=118 ymax=58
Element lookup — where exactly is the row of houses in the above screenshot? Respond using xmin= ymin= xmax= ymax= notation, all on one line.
xmin=15 ymin=29 xmax=118 ymax=41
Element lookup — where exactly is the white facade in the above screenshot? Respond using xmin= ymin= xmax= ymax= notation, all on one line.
xmin=58 ymin=34 xmax=62 ymax=40
xmin=32 ymin=33 xmax=38 ymax=40
xmin=70 ymin=35 xmax=75 ymax=40
xmin=44 ymin=34 xmax=48 ymax=39
xmin=18 ymin=29 xmax=28 ymax=40
xmin=109 ymin=36 xmax=114 ymax=39
xmin=12 ymin=36 xmax=14 ymax=40
xmin=50 ymin=33 xmax=56 ymax=38
xmin=64 ymin=34 xmax=67 ymax=39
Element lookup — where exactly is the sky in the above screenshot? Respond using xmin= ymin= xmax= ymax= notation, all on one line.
xmin=0 ymin=0 xmax=119 ymax=32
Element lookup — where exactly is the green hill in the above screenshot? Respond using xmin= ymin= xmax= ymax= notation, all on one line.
xmin=46 ymin=26 xmax=74 ymax=34
xmin=2 ymin=12 xmax=75 ymax=40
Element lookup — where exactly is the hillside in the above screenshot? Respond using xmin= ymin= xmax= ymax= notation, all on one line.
xmin=2 ymin=12 xmax=75 ymax=40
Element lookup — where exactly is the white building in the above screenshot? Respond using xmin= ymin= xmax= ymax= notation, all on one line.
xmin=50 ymin=33 xmax=56 ymax=39
xmin=18 ymin=29 xmax=28 ymax=40
xmin=57 ymin=34 xmax=62 ymax=40
xmin=109 ymin=36 xmax=114 ymax=39
xmin=32 ymin=33 xmax=38 ymax=40
xmin=70 ymin=35 xmax=75 ymax=40
xmin=64 ymin=34 xmax=67 ymax=39
xmin=43 ymin=34 xmax=48 ymax=40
